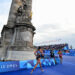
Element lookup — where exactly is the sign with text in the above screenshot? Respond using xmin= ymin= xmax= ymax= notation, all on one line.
xmin=0 ymin=61 xmax=19 ymax=72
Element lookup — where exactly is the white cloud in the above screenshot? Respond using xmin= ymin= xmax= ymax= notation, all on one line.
xmin=32 ymin=0 xmax=75 ymax=48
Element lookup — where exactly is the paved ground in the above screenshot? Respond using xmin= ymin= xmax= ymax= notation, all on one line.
xmin=1 ymin=56 xmax=75 ymax=75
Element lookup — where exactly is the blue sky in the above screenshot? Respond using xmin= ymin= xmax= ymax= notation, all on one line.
xmin=0 ymin=0 xmax=75 ymax=48
xmin=0 ymin=0 xmax=10 ymax=2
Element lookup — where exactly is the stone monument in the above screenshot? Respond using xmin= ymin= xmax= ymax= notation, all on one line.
xmin=1 ymin=0 xmax=36 ymax=60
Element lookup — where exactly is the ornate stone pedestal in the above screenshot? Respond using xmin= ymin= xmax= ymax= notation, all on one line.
xmin=1 ymin=23 xmax=35 ymax=60
xmin=7 ymin=24 xmax=35 ymax=60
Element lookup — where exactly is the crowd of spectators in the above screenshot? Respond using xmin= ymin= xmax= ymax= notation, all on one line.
xmin=35 ymin=43 xmax=68 ymax=50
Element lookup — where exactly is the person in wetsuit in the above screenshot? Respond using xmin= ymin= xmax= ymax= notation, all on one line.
xmin=50 ymin=49 xmax=56 ymax=64
xmin=31 ymin=47 xmax=44 ymax=74
xmin=50 ymin=50 xmax=55 ymax=58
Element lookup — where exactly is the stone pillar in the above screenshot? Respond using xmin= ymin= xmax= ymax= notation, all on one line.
xmin=7 ymin=0 xmax=22 ymax=27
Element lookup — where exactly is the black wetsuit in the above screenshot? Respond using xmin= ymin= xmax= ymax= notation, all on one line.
xmin=50 ymin=51 xmax=55 ymax=58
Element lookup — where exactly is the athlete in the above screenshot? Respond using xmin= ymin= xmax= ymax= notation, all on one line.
xmin=50 ymin=49 xmax=55 ymax=58
xmin=31 ymin=47 xmax=44 ymax=74
xmin=50 ymin=49 xmax=56 ymax=64
xmin=58 ymin=50 xmax=63 ymax=64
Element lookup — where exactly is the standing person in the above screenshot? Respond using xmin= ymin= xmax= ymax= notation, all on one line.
xmin=31 ymin=47 xmax=44 ymax=74
xmin=50 ymin=49 xmax=56 ymax=64
xmin=58 ymin=50 xmax=63 ymax=64
xmin=50 ymin=50 xmax=55 ymax=58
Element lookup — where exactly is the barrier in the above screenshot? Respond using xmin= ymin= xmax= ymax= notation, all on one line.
xmin=19 ymin=58 xmax=59 ymax=69
xmin=0 ymin=61 xmax=19 ymax=72
xmin=63 ymin=49 xmax=75 ymax=56
xmin=43 ymin=49 xmax=75 ymax=56
xmin=0 ymin=58 xmax=60 ymax=73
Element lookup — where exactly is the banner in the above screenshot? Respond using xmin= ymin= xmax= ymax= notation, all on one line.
xmin=19 ymin=59 xmax=60 ymax=69
xmin=0 ymin=58 xmax=60 ymax=72
xmin=0 ymin=61 xmax=19 ymax=72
